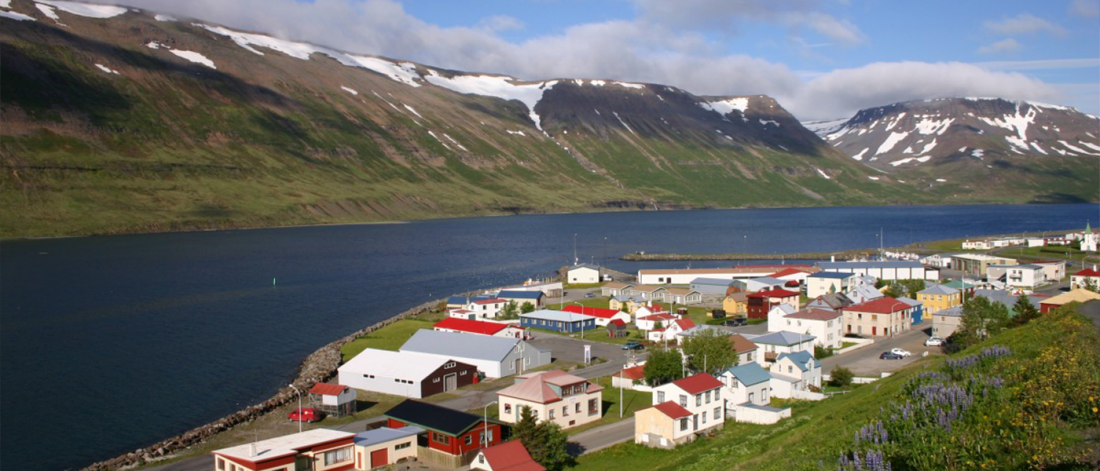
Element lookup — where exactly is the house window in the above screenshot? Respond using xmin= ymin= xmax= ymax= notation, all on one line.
xmin=788 ymin=366 xmax=793 ymax=374
xmin=433 ymin=432 xmax=450 ymax=445
xmin=702 ymin=411 xmax=707 ymax=424
xmin=323 ymin=447 xmax=352 ymax=466
xmin=680 ymin=418 xmax=689 ymax=431
xmin=466 ymin=435 xmax=473 ymax=445
xmin=763 ymin=388 xmax=769 ymax=401
xmin=478 ymin=455 xmax=485 ymax=464
xmin=589 ymin=398 xmax=599 ymax=416
xmin=445 ymin=362 xmax=456 ymax=369
xmin=695 ymin=394 xmax=702 ymax=407
xmin=658 ymin=391 xmax=665 ymax=403
xmin=713 ymin=407 xmax=721 ymax=420
xmin=714 ymin=388 xmax=720 ymax=399
xmin=549 ymin=409 xmax=555 ymax=419
xmin=576 ymin=403 xmax=582 ymax=414
xmin=679 ymin=395 xmax=687 ymax=407
xmin=217 ymin=458 xmax=225 ymax=470
xmin=505 ymin=403 xmax=512 ymax=415
xmin=396 ymin=442 xmax=411 ymax=450
xmin=748 ymin=392 xmax=755 ymax=403
xmin=705 ymin=390 xmax=711 ymax=403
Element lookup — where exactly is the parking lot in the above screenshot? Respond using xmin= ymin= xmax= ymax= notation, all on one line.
xmin=528 ymin=331 xmax=647 ymax=378
xmin=820 ymin=326 xmax=945 ymax=376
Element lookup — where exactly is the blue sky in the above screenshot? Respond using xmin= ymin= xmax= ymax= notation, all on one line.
xmin=129 ymin=0 xmax=1100 ymax=119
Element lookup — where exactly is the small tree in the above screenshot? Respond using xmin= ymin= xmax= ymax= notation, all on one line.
xmin=501 ymin=300 xmax=519 ymax=319
xmin=814 ymin=344 xmax=834 ymax=359
xmin=643 ymin=348 xmax=684 ymax=387
xmin=830 ymin=366 xmax=853 ymax=387
xmin=956 ymin=296 xmax=1010 ymax=348
xmin=513 ymin=406 xmax=539 ymax=446
xmin=514 ymin=406 xmax=571 ymax=471
xmin=1010 ymin=293 xmax=1039 ymax=326
xmin=1084 ymin=277 xmax=1100 ymax=293
xmin=682 ymin=328 xmax=737 ymax=375
xmin=883 ymin=283 xmax=905 ymax=299
xmin=521 ymin=302 xmax=536 ymax=314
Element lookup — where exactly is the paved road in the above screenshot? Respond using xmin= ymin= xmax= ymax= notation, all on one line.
xmin=570 ymin=417 xmax=637 ymax=456
xmin=821 ymin=326 xmax=941 ymax=376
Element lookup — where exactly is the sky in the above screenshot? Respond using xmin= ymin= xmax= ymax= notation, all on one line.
xmin=121 ymin=0 xmax=1099 ymax=120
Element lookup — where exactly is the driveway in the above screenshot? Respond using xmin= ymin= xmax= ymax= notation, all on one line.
xmin=821 ymin=326 xmax=942 ymax=376
xmin=528 ymin=332 xmax=648 ymax=376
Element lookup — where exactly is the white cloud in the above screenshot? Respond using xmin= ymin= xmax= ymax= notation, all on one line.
xmin=629 ymin=0 xmax=865 ymax=45
xmin=117 ymin=0 xmax=1071 ymax=121
xmin=1070 ymin=0 xmax=1100 ymax=17
xmin=977 ymin=38 xmax=1021 ymax=55
xmin=478 ymin=15 xmax=523 ymax=32
xmin=983 ymin=13 xmax=1067 ymax=37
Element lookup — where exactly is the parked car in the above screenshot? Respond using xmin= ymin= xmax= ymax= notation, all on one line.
xmin=622 ymin=341 xmax=645 ymax=351
xmin=844 ymin=333 xmax=865 ymax=339
xmin=924 ymin=336 xmax=945 ymax=346
xmin=288 ymin=408 xmax=323 ymax=423
xmin=723 ymin=317 xmax=747 ymax=327
xmin=584 ymin=292 xmax=597 ymax=299
xmin=879 ymin=351 xmax=904 ymax=360
xmin=890 ymin=348 xmax=912 ymax=357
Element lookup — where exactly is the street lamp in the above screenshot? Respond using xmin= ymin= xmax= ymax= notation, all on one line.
xmin=573 ymin=302 xmax=587 ymax=339
xmin=289 ymin=383 xmax=302 ymax=434
xmin=483 ymin=400 xmax=498 ymax=447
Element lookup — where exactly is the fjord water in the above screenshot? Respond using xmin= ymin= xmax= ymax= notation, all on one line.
xmin=2 ymin=204 xmax=1096 ymax=470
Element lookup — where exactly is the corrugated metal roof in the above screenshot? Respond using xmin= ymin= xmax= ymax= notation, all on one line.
xmin=817 ymin=261 xmax=924 ymax=269
xmin=521 ymin=309 xmax=596 ymax=322
xmin=724 ymin=363 xmax=771 ymax=386
xmin=400 ymin=329 xmax=527 ymax=362
xmin=750 ymin=330 xmax=815 ymax=346
xmin=340 ymin=348 xmax=465 ymax=380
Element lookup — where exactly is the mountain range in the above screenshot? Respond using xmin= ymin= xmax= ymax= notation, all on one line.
xmin=1 ymin=0 xmax=1097 ymax=238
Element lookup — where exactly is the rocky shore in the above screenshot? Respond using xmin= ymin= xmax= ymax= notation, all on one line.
xmin=80 ymin=297 xmax=449 ymax=471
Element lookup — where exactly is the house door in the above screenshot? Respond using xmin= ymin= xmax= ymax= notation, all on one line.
xmin=515 ymin=358 xmax=523 ymax=374
xmin=872 ymin=326 xmax=877 ymax=336
xmin=370 ymin=448 xmax=388 ymax=468
xmin=444 ymin=373 xmax=457 ymax=392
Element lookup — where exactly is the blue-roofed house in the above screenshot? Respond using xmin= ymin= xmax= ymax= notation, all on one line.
xmin=771 ymin=351 xmax=822 ymax=397
xmin=718 ymin=363 xmax=792 ymax=424
xmin=497 ymin=290 xmax=546 ymax=309
xmin=806 ymin=272 xmax=857 ymax=298
xmin=745 ymin=331 xmax=815 ymax=365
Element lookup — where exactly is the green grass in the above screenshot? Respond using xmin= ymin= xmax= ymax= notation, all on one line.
xmin=564 ymin=283 xmax=606 ymax=289
xmin=997 ymin=243 xmax=1100 ymax=265
xmin=340 ymin=310 xmax=445 ymax=361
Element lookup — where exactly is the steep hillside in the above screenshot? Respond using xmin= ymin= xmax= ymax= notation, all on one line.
xmin=815 ymin=98 xmax=1100 ymax=203
xmin=0 ymin=1 xmax=1082 ymax=237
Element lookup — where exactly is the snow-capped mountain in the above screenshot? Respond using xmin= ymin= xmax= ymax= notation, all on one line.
xmin=818 ymin=98 xmax=1100 ymax=170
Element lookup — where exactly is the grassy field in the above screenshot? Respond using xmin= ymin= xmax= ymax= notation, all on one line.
xmin=995 ymin=243 xmax=1100 ymax=266
xmin=472 ymin=376 xmax=651 ymax=436
xmin=340 ymin=310 xmax=446 ymax=361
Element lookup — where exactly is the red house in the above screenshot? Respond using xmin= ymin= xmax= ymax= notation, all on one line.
xmin=384 ymin=400 xmax=503 ymax=458
xmin=746 ymin=289 xmax=800 ymax=319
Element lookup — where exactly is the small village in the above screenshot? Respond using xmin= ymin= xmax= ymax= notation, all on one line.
xmin=207 ymin=226 xmax=1100 ymax=471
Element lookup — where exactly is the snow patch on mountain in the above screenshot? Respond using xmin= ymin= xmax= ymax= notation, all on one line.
xmin=0 ymin=9 xmax=34 ymax=20
xmin=885 ymin=112 xmax=906 ymax=131
xmin=403 ymin=104 xmax=423 ymax=120
xmin=340 ymin=86 xmax=358 ymax=95
xmin=890 ymin=156 xmax=931 ymax=166
xmin=971 ymin=149 xmax=984 ymax=159
xmin=816 ymin=168 xmax=830 ymax=179
xmin=169 ymin=49 xmax=216 ymax=69
xmin=615 ymin=82 xmax=644 ymax=89
xmin=699 ymin=98 xmax=748 ymax=120
xmin=427 ymin=130 xmax=451 ymax=151
xmin=0 ymin=0 xmax=11 ymax=8
xmin=851 ymin=148 xmax=869 ymax=161
xmin=352 ymin=58 xmax=421 ymax=87
xmin=876 ymin=131 xmax=909 ymax=155
xmin=759 ymin=119 xmax=779 ymax=127
xmin=154 ymin=13 xmax=175 ymax=21
xmin=424 ymin=71 xmax=557 ymax=130
xmin=913 ymin=117 xmax=953 ymax=135
xmin=38 ymin=0 xmax=126 ymax=18
xmin=613 ymin=111 xmax=636 ymax=136
xmin=94 ymin=63 xmax=119 ymax=74
xmin=35 ymin=3 xmax=63 ymax=24
xmin=978 ymin=104 xmax=1036 ymax=141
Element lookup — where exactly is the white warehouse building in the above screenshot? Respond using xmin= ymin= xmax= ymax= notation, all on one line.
xmin=815 ymin=261 xmax=939 ymax=281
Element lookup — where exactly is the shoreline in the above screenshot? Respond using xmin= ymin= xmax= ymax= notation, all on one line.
xmin=5 ymin=201 xmax=1095 ymax=242
xmin=79 ymin=282 xmax=517 ymax=471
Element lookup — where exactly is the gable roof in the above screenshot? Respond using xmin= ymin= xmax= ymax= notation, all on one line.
xmin=214 ymin=428 xmax=355 ymax=463
xmin=777 ymin=351 xmax=821 ymax=371
xmin=669 ymin=373 xmax=723 ymax=394
xmin=473 ymin=298 xmax=507 ymax=305
xmin=919 ymin=284 xmax=960 ymax=296
xmin=400 ymin=329 xmax=526 ymax=362
xmin=729 ymin=334 xmax=758 ymax=353
xmin=354 ymin=426 xmax=424 ymax=448
xmin=568 ymin=263 xmax=600 ymax=271
xmin=644 ymin=401 xmax=693 ymax=419
xmin=604 ymin=282 xmax=632 ymax=290
xmin=897 ymin=297 xmax=921 ymax=307
xmin=497 ymin=290 xmax=545 ymax=300
xmin=478 ymin=440 xmax=546 ymax=471
xmin=750 ymin=330 xmax=815 ymax=346
xmin=673 ymin=318 xmax=696 ymax=331
xmin=785 ymin=308 xmax=842 ymax=321
xmin=309 ymin=383 xmax=349 ymax=396
xmin=609 ymin=319 xmax=627 ymax=328
xmin=725 ymin=292 xmax=748 ymax=302
xmin=620 ymin=364 xmax=646 ymax=380
xmin=846 ymin=297 xmax=909 ymax=314
xmin=563 ymin=305 xmax=622 ymax=319
xmin=808 ymin=293 xmax=854 ymax=310
xmin=724 ymin=362 xmax=771 ymax=386
xmin=938 ymin=306 xmax=964 ymax=317
xmin=1075 ymin=268 xmax=1100 ymax=277
xmin=339 ymin=348 xmax=467 ymax=381
xmin=1041 ymin=289 xmax=1100 ymax=306
xmin=743 ymin=276 xmax=786 ymax=286
xmin=497 ymin=372 xmax=567 ymax=404
xmin=665 ymin=287 xmax=700 ymax=296
xmin=384 ymin=400 xmax=485 ymax=436
xmin=448 ymin=295 xmax=494 ymax=305
xmin=690 ymin=277 xmax=735 ymax=286
xmin=433 ymin=317 xmax=510 ymax=336
xmin=747 ymin=288 xmax=800 ymax=299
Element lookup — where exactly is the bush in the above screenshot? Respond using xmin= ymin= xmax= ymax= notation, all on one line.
xmin=830 ymin=366 xmax=854 ymax=387
xmin=815 ymin=345 xmax=834 ymax=359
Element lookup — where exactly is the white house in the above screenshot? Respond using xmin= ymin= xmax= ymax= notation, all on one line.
xmin=963 ymin=240 xmax=993 ymax=250
xmin=745 ymin=331 xmax=816 ymax=365
xmin=646 ymin=318 xmax=696 ymax=342
xmin=309 ymin=383 xmax=357 ymax=417
xmin=845 ymin=284 xmax=885 ymax=304
xmin=399 ymin=330 xmax=551 ymax=379
xmin=1033 ymin=260 xmax=1066 ymax=282
xmin=635 ymin=312 xmax=678 ymax=331
xmin=566 ymin=264 xmax=601 ymax=284
xmin=765 ymin=304 xmax=798 ymax=332
xmin=770 ymin=351 xmax=822 ymax=394
xmin=496 ymin=370 xmax=603 ymax=430
xmin=1071 ymin=268 xmax=1100 ymax=289
xmin=719 ymin=363 xmax=791 ymax=424
xmin=465 ymin=298 xmax=508 ymax=318
xmin=768 ymin=308 xmax=843 ymax=349
xmin=987 ymin=264 xmax=1046 ymax=289
xmin=651 ymin=374 xmax=725 ymax=431
xmin=338 ymin=348 xmax=479 ymax=398
xmin=806 ymin=272 xmax=857 ymax=298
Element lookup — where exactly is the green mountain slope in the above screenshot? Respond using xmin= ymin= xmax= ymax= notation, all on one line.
xmin=0 ymin=1 xmax=1088 ymax=237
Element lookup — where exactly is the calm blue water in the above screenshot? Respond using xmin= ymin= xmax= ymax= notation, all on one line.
xmin=1 ymin=204 xmax=1096 ymax=470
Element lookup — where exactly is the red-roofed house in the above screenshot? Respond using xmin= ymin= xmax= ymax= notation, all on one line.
xmin=607 ymin=319 xmax=629 ymax=338
xmin=841 ymin=296 xmax=913 ymax=337
xmin=562 ymin=305 xmax=631 ymax=327
xmin=309 ymin=383 xmax=357 ymax=417
xmin=1071 ymin=268 xmax=1100 ymax=290
xmin=434 ymin=317 xmax=526 ymax=339
xmin=746 ymin=289 xmax=800 ymax=319
xmin=612 ymin=363 xmax=650 ymax=391
xmin=471 ymin=440 xmax=546 ymax=471
xmin=767 ymin=267 xmax=816 ymax=287
xmin=639 ymin=373 xmax=725 ymax=447
xmin=635 ymin=312 xmax=678 ymax=331
xmin=212 ymin=429 xmax=356 ymax=471
xmin=496 ymin=371 xmax=603 ymax=430
xmin=646 ymin=318 xmax=696 ymax=342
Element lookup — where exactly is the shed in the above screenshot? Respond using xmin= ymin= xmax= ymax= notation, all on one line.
xmin=308 ymin=383 xmax=357 ymax=417
xmin=353 ymin=426 xmax=423 ymax=469
xmin=607 ymin=319 xmax=629 ymax=338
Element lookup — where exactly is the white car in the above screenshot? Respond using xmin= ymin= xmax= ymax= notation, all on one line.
xmin=890 ymin=348 xmax=912 ymax=357
xmin=924 ymin=337 xmax=945 ymax=347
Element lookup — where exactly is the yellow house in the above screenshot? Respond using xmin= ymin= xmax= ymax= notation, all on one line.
xmin=916 ymin=284 xmax=961 ymax=314
xmin=722 ymin=292 xmax=748 ymax=314
xmin=609 ymin=296 xmax=642 ymax=314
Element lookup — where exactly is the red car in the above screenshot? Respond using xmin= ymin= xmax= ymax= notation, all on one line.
xmin=288 ymin=408 xmax=323 ymax=423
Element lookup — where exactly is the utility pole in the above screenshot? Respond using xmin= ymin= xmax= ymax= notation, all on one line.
xmin=619 ymin=367 xmax=624 ymax=418
xmin=573 ymin=233 xmax=578 ymax=266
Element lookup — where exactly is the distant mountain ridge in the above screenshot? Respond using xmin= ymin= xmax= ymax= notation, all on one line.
xmin=0 ymin=0 xmax=1096 ymax=237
